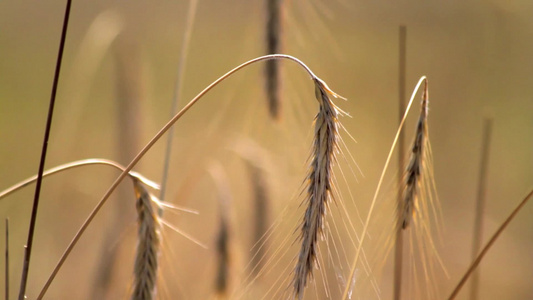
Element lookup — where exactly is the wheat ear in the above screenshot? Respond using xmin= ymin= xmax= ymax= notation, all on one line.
xmin=341 ymin=76 xmax=427 ymax=300
xmin=131 ymin=179 xmax=161 ymax=300
xmin=401 ymin=80 xmax=429 ymax=229
xmin=265 ymin=0 xmax=283 ymax=119
xmin=293 ymin=78 xmax=344 ymax=299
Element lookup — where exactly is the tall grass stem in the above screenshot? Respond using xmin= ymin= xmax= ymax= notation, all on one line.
xmin=18 ymin=1 xmax=72 ymax=298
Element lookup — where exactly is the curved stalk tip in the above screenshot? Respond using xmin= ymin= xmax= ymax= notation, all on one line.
xmin=36 ymin=54 xmax=326 ymax=299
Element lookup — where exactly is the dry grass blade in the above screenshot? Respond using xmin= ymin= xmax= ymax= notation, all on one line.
xmin=400 ymin=80 xmax=429 ymax=229
xmin=265 ymin=0 xmax=283 ymax=119
xmin=292 ymin=78 xmax=344 ymax=299
xmin=131 ymin=179 xmax=161 ymax=300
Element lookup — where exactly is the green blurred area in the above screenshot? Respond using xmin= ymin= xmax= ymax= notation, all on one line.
xmin=0 ymin=0 xmax=532 ymax=299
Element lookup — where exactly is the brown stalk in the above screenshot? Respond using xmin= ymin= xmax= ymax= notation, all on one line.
xmin=18 ymin=2 xmax=72 ymax=297
xmin=5 ymin=218 xmax=9 ymax=300
xmin=469 ymin=118 xmax=493 ymax=300
xmin=448 ymin=189 xmax=533 ymax=299
xmin=394 ymin=24 xmax=407 ymax=300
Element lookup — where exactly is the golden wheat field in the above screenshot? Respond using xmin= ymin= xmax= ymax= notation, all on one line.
xmin=0 ymin=1 xmax=532 ymax=299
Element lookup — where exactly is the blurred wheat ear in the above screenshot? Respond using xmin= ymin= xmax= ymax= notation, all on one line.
xmin=209 ymin=162 xmax=235 ymax=299
xmin=293 ymin=78 xmax=344 ymax=299
xmin=264 ymin=0 xmax=283 ymax=119
xmin=131 ymin=179 xmax=161 ymax=300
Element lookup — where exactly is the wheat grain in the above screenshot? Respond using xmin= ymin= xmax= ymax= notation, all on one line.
xmin=292 ymin=78 xmax=344 ymax=299
xmin=401 ymin=80 xmax=429 ymax=229
xmin=131 ymin=179 xmax=161 ymax=300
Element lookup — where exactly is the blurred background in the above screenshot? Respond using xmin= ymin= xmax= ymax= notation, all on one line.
xmin=0 ymin=0 xmax=532 ymax=299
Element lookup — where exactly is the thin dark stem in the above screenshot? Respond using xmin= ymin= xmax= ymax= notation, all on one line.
xmin=393 ymin=25 xmax=407 ymax=300
xmin=5 ymin=218 xmax=9 ymax=300
xmin=469 ymin=118 xmax=493 ymax=300
xmin=18 ymin=1 xmax=72 ymax=299
xmin=448 ymin=189 xmax=533 ymax=299
xmin=160 ymin=0 xmax=199 ymax=212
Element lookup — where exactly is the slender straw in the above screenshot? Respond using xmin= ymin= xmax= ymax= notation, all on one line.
xmin=469 ymin=118 xmax=492 ymax=300
xmin=393 ymin=25 xmax=407 ymax=300
xmin=37 ymin=54 xmax=318 ymax=299
xmin=5 ymin=218 xmax=9 ymax=300
xmin=341 ymin=76 xmax=427 ymax=300
xmin=448 ymin=189 xmax=533 ymax=299
xmin=18 ymin=1 xmax=72 ymax=298
xmin=159 ymin=0 xmax=199 ymax=211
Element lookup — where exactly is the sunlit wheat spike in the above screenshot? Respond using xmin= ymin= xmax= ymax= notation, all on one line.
xmin=401 ymin=80 xmax=429 ymax=229
xmin=265 ymin=0 xmax=283 ymax=119
xmin=292 ymin=78 xmax=343 ymax=299
xmin=131 ymin=178 xmax=161 ymax=300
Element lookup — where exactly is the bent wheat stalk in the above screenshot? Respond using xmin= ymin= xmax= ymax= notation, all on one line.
xmin=293 ymin=78 xmax=345 ymax=299
xmin=342 ymin=76 xmax=427 ymax=300
xmin=37 ymin=54 xmax=324 ymax=299
xmin=131 ymin=179 xmax=161 ymax=300
xmin=0 ymin=159 xmax=159 ymax=201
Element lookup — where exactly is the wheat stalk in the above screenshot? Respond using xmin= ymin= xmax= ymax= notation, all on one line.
xmin=292 ymin=78 xmax=344 ymax=299
xmin=342 ymin=76 xmax=427 ymax=300
xmin=131 ymin=179 xmax=161 ymax=300
xmin=37 ymin=54 xmax=320 ymax=298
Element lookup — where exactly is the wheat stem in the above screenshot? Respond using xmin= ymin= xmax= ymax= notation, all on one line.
xmin=448 ymin=189 xmax=533 ymax=299
xmin=5 ymin=218 xmax=9 ymax=300
xmin=394 ymin=25 xmax=407 ymax=300
xmin=469 ymin=118 xmax=493 ymax=300
xmin=159 ymin=0 xmax=199 ymax=210
xmin=36 ymin=54 xmax=320 ymax=299
xmin=18 ymin=1 xmax=72 ymax=297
